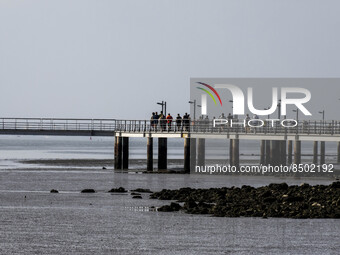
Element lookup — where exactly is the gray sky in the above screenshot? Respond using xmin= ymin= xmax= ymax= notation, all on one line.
xmin=0 ymin=0 xmax=339 ymax=120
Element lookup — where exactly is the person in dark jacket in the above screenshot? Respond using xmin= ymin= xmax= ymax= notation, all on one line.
xmin=176 ymin=114 xmax=182 ymax=131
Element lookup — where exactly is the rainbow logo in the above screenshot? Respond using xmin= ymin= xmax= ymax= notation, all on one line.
xmin=196 ymin=82 xmax=223 ymax=106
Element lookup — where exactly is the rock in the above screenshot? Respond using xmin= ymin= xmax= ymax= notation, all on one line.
xmin=131 ymin=188 xmax=153 ymax=193
xmin=102 ymin=167 xmax=107 ymax=170
xmin=300 ymin=183 xmax=310 ymax=188
xmin=260 ymin=190 xmax=272 ymax=198
xmin=108 ymin=187 xmax=127 ymax=193
xmin=81 ymin=189 xmax=96 ymax=193
xmin=150 ymin=182 xmax=340 ymax=218
xmin=268 ymin=183 xmax=289 ymax=191
xmin=158 ymin=202 xmax=182 ymax=212
xmin=330 ymin=181 xmax=340 ymax=188
xmin=263 ymin=196 xmax=276 ymax=203
xmin=50 ymin=189 xmax=59 ymax=193
xmin=132 ymin=195 xmax=142 ymax=199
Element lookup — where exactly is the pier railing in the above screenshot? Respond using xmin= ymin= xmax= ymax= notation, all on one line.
xmin=0 ymin=118 xmax=117 ymax=132
xmin=114 ymin=119 xmax=340 ymax=135
xmin=1 ymin=118 xmax=340 ymax=136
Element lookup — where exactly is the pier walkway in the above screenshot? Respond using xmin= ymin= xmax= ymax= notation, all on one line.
xmin=1 ymin=118 xmax=340 ymax=142
xmin=1 ymin=118 xmax=340 ymax=172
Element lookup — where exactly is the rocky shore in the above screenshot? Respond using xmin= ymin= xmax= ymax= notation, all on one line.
xmin=151 ymin=182 xmax=340 ymax=218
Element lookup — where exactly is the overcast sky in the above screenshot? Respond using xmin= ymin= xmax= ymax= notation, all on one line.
xmin=0 ymin=0 xmax=339 ymax=120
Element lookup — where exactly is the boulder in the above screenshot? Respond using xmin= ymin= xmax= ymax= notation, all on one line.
xmin=132 ymin=195 xmax=142 ymax=199
xmin=81 ymin=189 xmax=96 ymax=193
xmin=108 ymin=187 xmax=127 ymax=193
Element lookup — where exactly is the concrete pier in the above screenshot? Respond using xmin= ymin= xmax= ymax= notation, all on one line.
xmin=320 ymin=141 xmax=325 ymax=165
xmin=122 ymin=137 xmax=129 ymax=169
xmin=190 ymin=138 xmax=197 ymax=172
xmin=260 ymin=140 xmax=265 ymax=164
xmin=337 ymin=142 xmax=340 ymax=163
xmin=229 ymin=139 xmax=233 ymax=165
xmin=265 ymin=140 xmax=271 ymax=165
xmin=280 ymin=141 xmax=286 ymax=165
xmin=231 ymin=139 xmax=239 ymax=167
xmin=313 ymin=141 xmax=318 ymax=164
xmin=287 ymin=140 xmax=292 ymax=165
xmin=147 ymin=137 xmax=153 ymax=171
xmin=158 ymin=138 xmax=167 ymax=170
xmin=270 ymin=140 xmax=279 ymax=165
xmin=294 ymin=140 xmax=301 ymax=164
xmin=114 ymin=136 xmax=122 ymax=169
xmin=184 ymin=138 xmax=191 ymax=173
xmin=197 ymin=138 xmax=205 ymax=167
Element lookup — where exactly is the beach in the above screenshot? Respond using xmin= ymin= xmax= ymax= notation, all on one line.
xmin=0 ymin=135 xmax=339 ymax=254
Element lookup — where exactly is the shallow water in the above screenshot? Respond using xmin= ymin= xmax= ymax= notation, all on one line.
xmin=0 ymin=170 xmax=339 ymax=255
xmin=0 ymin=136 xmax=339 ymax=254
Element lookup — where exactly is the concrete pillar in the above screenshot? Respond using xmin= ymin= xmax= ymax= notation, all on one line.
xmin=184 ymin=138 xmax=191 ymax=173
xmin=114 ymin=136 xmax=122 ymax=170
xmin=337 ymin=142 xmax=340 ymax=163
xmin=265 ymin=140 xmax=271 ymax=165
xmin=158 ymin=138 xmax=167 ymax=170
xmin=197 ymin=138 xmax=205 ymax=167
xmin=231 ymin=139 xmax=239 ymax=168
xmin=147 ymin=137 xmax=153 ymax=171
xmin=313 ymin=141 xmax=318 ymax=164
xmin=190 ymin=138 xmax=197 ymax=172
xmin=229 ymin=139 xmax=233 ymax=165
xmin=281 ymin=141 xmax=286 ymax=165
xmin=122 ymin=137 xmax=129 ymax=169
xmin=320 ymin=141 xmax=325 ymax=165
xmin=270 ymin=140 xmax=279 ymax=165
xmin=287 ymin=140 xmax=293 ymax=165
xmin=294 ymin=140 xmax=301 ymax=165
xmin=260 ymin=140 xmax=265 ymax=164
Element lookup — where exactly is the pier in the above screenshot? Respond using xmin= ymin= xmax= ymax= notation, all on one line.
xmin=1 ymin=117 xmax=340 ymax=172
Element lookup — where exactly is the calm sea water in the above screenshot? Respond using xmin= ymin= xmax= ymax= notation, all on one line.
xmin=0 ymin=135 xmax=339 ymax=254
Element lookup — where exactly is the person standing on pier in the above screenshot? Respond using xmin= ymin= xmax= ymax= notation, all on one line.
xmin=176 ymin=114 xmax=182 ymax=131
xmin=150 ymin=112 xmax=155 ymax=131
xmin=166 ymin=113 xmax=173 ymax=131
xmin=159 ymin=111 xmax=166 ymax=131
xmin=153 ymin=112 xmax=159 ymax=131
xmin=183 ymin=113 xmax=189 ymax=131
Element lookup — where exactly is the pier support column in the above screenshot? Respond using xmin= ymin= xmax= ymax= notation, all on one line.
xmin=337 ymin=142 xmax=340 ymax=163
xmin=147 ymin=137 xmax=153 ymax=171
xmin=320 ymin=141 xmax=325 ymax=165
xmin=184 ymin=138 xmax=191 ymax=173
xmin=114 ymin=136 xmax=122 ymax=170
xmin=294 ymin=140 xmax=301 ymax=165
xmin=260 ymin=140 xmax=265 ymax=164
xmin=190 ymin=138 xmax=196 ymax=172
xmin=280 ymin=141 xmax=287 ymax=165
xmin=158 ymin=138 xmax=167 ymax=170
xmin=265 ymin=140 xmax=271 ymax=165
xmin=313 ymin=141 xmax=318 ymax=164
xmin=270 ymin=140 xmax=279 ymax=166
xmin=287 ymin=140 xmax=292 ymax=165
xmin=231 ymin=139 xmax=239 ymax=168
xmin=197 ymin=138 xmax=205 ymax=167
xmin=229 ymin=139 xmax=233 ymax=165
xmin=122 ymin=137 xmax=129 ymax=169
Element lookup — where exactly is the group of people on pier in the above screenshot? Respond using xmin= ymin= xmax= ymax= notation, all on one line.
xmin=150 ymin=112 xmax=191 ymax=131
